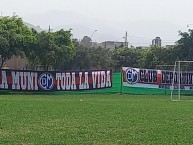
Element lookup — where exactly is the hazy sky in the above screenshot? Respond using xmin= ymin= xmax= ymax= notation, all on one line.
xmin=1 ymin=0 xmax=193 ymax=46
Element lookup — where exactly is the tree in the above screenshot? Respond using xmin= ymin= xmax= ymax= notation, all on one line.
xmin=25 ymin=29 xmax=75 ymax=70
xmin=175 ymin=30 xmax=193 ymax=61
xmin=141 ymin=46 xmax=175 ymax=69
xmin=113 ymin=47 xmax=143 ymax=69
xmin=81 ymin=36 xmax=91 ymax=48
xmin=52 ymin=29 xmax=75 ymax=70
xmin=0 ymin=16 xmax=36 ymax=68
xmin=65 ymin=42 xmax=113 ymax=71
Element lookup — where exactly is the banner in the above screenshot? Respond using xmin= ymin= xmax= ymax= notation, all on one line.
xmin=122 ymin=67 xmax=193 ymax=90
xmin=0 ymin=69 xmax=112 ymax=91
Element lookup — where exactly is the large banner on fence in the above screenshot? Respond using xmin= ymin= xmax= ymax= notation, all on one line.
xmin=122 ymin=67 xmax=193 ymax=90
xmin=0 ymin=69 xmax=112 ymax=91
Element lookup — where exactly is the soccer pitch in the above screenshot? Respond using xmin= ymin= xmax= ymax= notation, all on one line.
xmin=1 ymin=94 xmax=193 ymax=145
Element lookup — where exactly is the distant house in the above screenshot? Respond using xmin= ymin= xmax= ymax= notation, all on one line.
xmin=4 ymin=56 xmax=28 ymax=70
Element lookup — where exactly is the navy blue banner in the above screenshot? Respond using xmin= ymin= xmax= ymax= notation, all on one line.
xmin=0 ymin=69 xmax=112 ymax=91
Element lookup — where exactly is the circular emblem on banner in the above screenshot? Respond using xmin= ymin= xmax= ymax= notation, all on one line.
xmin=0 ymin=55 xmax=2 ymax=68
xmin=39 ymin=73 xmax=54 ymax=90
xmin=126 ymin=68 xmax=139 ymax=84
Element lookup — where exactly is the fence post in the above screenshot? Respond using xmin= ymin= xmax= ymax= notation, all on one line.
xmin=120 ymin=68 xmax=123 ymax=95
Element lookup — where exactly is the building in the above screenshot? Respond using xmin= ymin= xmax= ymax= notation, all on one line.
xmin=100 ymin=41 xmax=128 ymax=51
xmin=152 ymin=37 xmax=161 ymax=47
xmin=166 ymin=44 xmax=175 ymax=48
xmin=91 ymin=42 xmax=100 ymax=48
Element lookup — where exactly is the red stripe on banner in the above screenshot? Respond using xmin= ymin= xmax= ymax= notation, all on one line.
xmin=89 ymin=76 xmax=93 ymax=84
xmin=7 ymin=76 xmax=12 ymax=84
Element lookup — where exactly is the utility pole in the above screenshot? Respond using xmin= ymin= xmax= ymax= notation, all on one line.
xmin=126 ymin=31 xmax=128 ymax=48
xmin=48 ymin=25 xmax=51 ymax=32
xmin=13 ymin=12 xmax=16 ymax=16
xmin=90 ymin=30 xmax=97 ymax=47
xmin=90 ymin=30 xmax=97 ymax=39
xmin=124 ymin=31 xmax=128 ymax=48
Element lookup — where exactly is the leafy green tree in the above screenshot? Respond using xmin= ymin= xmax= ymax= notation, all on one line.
xmin=65 ymin=43 xmax=113 ymax=71
xmin=175 ymin=30 xmax=193 ymax=61
xmin=141 ymin=46 xmax=175 ymax=69
xmin=53 ymin=29 xmax=75 ymax=70
xmin=26 ymin=29 xmax=75 ymax=70
xmin=0 ymin=16 xmax=35 ymax=68
xmin=113 ymin=47 xmax=143 ymax=69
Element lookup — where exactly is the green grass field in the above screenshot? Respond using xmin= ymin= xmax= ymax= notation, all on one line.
xmin=1 ymin=94 xmax=193 ymax=145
